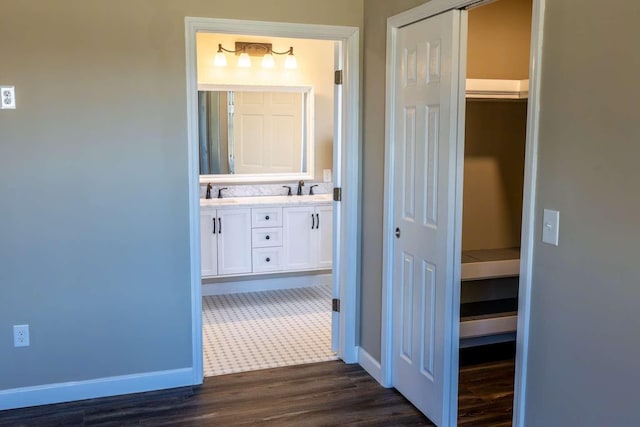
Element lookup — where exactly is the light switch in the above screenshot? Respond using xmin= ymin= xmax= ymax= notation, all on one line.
xmin=323 ymin=169 xmax=332 ymax=183
xmin=542 ymin=209 xmax=560 ymax=246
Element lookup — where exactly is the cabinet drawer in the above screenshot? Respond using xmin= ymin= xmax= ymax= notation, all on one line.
xmin=252 ymin=247 xmax=283 ymax=273
xmin=252 ymin=207 xmax=283 ymax=228
xmin=252 ymin=227 xmax=283 ymax=248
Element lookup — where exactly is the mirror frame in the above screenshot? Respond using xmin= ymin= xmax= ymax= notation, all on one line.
xmin=198 ymin=83 xmax=315 ymax=184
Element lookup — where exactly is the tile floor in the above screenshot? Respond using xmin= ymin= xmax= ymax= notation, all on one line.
xmin=202 ymin=284 xmax=337 ymax=377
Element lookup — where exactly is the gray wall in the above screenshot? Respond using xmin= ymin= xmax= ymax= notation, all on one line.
xmin=0 ymin=0 xmax=363 ymax=391
xmin=525 ymin=0 xmax=640 ymax=424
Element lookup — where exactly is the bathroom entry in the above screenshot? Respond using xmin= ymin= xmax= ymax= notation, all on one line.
xmin=192 ymin=28 xmax=348 ymax=377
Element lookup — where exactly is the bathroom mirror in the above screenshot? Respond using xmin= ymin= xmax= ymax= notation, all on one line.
xmin=198 ymin=84 xmax=314 ymax=183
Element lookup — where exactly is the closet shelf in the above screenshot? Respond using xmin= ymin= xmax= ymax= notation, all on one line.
xmin=466 ymin=78 xmax=529 ymax=99
xmin=460 ymin=311 xmax=518 ymax=339
xmin=461 ymin=247 xmax=520 ymax=281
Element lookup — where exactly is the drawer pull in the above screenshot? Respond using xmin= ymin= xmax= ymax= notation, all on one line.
xmin=266 ymin=235 xmax=270 ymax=240
xmin=266 ymin=257 xmax=271 ymax=262
xmin=265 ymin=215 xmax=270 ymax=220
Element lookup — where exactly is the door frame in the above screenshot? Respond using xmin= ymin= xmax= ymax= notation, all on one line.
xmin=380 ymin=1 xmax=546 ymax=426
xmin=184 ymin=17 xmax=361 ymax=385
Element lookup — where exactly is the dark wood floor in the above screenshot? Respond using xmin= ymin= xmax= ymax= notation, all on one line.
xmin=458 ymin=359 xmax=515 ymax=426
xmin=0 ymin=359 xmax=514 ymax=426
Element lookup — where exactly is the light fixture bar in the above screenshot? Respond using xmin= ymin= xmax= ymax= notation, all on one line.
xmin=234 ymin=41 xmax=272 ymax=56
xmin=213 ymin=41 xmax=297 ymax=69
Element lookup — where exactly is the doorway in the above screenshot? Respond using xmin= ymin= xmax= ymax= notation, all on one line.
xmin=381 ymin=0 xmax=545 ymax=425
xmin=458 ymin=0 xmax=533 ymax=425
xmin=184 ymin=18 xmax=361 ymax=384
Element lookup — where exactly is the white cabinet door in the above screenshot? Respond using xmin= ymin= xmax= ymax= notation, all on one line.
xmin=316 ymin=204 xmax=333 ymax=269
xmin=283 ymin=206 xmax=316 ymax=270
xmin=216 ymin=208 xmax=252 ymax=276
xmin=200 ymin=211 xmax=218 ymax=277
xmin=283 ymin=204 xmax=333 ymax=271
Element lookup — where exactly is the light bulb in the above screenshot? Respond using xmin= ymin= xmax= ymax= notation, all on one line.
xmin=237 ymin=53 xmax=251 ymax=68
xmin=262 ymin=53 xmax=275 ymax=69
xmin=213 ymin=52 xmax=227 ymax=67
xmin=284 ymin=52 xmax=297 ymax=70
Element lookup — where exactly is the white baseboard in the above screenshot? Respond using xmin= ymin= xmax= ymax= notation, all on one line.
xmin=202 ymin=272 xmax=331 ymax=296
xmin=0 ymin=367 xmax=194 ymax=411
xmin=357 ymin=346 xmax=387 ymax=387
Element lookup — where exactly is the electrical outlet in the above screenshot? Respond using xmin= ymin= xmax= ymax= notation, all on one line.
xmin=13 ymin=325 xmax=30 ymax=347
xmin=1 ymin=86 xmax=16 ymax=109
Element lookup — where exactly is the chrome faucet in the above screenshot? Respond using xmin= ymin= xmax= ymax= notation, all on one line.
xmin=296 ymin=180 xmax=304 ymax=196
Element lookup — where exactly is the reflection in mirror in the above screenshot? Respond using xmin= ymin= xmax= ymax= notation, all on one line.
xmin=198 ymin=86 xmax=313 ymax=181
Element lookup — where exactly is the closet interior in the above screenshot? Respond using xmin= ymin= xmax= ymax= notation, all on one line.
xmin=459 ymin=0 xmax=532 ymax=351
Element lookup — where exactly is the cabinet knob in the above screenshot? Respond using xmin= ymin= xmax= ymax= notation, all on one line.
xmin=266 ymin=235 xmax=270 ymax=240
xmin=265 ymin=215 xmax=270 ymax=220
xmin=266 ymin=257 xmax=271 ymax=262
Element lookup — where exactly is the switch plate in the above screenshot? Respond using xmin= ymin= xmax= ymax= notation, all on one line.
xmin=542 ymin=209 xmax=560 ymax=246
xmin=323 ymin=169 xmax=332 ymax=183
xmin=1 ymin=86 xmax=16 ymax=109
xmin=13 ymin=324 xmax=30 ymax=347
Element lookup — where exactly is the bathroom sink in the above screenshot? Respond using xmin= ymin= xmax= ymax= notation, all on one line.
xmin=200 ymin=198 xmax=240 ymax=206
xmin=200 ymin=193 xmax=332 ymax=207
xmin=256 ymin=194 xmax=332 ymax=204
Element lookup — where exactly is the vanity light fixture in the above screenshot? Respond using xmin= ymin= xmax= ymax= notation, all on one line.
xmin=213 ymin=42 xmax=297 ymax=69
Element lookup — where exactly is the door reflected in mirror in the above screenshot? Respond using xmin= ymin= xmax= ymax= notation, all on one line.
xmin=198 ymin=85 xmax=314 ymax=182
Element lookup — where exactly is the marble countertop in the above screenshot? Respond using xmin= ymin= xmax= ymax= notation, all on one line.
xmin=200 ymin=193 xmax=332 ymax=208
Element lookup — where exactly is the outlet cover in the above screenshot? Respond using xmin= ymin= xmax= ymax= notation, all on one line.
xmin=1 ymin=86 xmax=16 ymax=109
xmin=13 ymin=324 xmax=30 ymax=347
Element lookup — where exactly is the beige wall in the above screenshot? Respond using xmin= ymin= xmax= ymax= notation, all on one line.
xmin=462 ymin=100 xmax=527 ymax=250
xmin=0 ymin=0 xmax=362 ymax=394
xmin=467 ymin=0 xmax=532 ymax=79
xmin=462 ymin=0 xmax=531 ymax=251
xmin=525 ymin=0 xmax=640 ymax=424
xmin=196 ymin=33 xmax=335 ymax=181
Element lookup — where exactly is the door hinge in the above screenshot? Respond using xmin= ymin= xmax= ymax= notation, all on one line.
xmin=334 ymin=70 xmax=343 ymax=85
xmin=332 ymin=298 xmax=341 ymax=312
xmin=333 ymin=187 xmax=342 ymax=202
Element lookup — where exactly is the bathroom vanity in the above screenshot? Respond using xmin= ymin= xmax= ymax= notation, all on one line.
xmin=200 ymin=194 xmax=332 ymax=280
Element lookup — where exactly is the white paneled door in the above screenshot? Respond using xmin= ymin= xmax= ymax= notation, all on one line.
xmin=391 ymin=10 xmax=464 ymax=426
xmin=233 ymin=91 xmax=303 ymax=174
